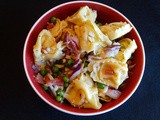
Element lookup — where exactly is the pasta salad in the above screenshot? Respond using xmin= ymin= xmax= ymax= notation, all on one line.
xmin=32 ymin=6 xmax=137 ymax=109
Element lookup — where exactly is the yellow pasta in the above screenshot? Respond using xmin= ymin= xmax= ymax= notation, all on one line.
xmin=88 ymin=58 xmax=128 ymax=89
xmin=64 ymin=73 xmax=102 ymax=109
xmin=115 ymin=38 xmax=137 ymax=63
xmin=49 ymin=19 xmax=68 ymax=39
xmin=33 ymin=29 xmax=64 ymax=66
xmin=100 ymin=22 xmax=132 ymax=40
xmin=66 ymin=6 xmax=97 ymax=25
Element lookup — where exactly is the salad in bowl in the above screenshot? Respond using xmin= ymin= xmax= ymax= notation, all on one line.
xmin=32 ymin=6 xmax=137 ymax=109
xmin=23 ymin=1 xmax=145 ymax=116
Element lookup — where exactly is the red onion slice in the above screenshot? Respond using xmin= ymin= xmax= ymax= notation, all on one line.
xmin=128 ymin=64 xmax=136 ymax=70
xmin=104 ymin=45 xmax=121 ymax=51
xmin=63 ymin=32 xmax=69 ymax=43
xmin=32 ymin=64 xmax=40 ymax=73
xmin=63 ymin=32 xmax=80 ymax=53
xmin=70 ymin=64 xmax=83 ymax=81
xmin=106 ymin=88 xmax=121 ymax=99
xmin=104 ymin=45 xmax=120 ymax=57
xmin=72 ymin=59 xmax=81 ymax=69
xmin=88 ymin=55 xmax=103 ymax=61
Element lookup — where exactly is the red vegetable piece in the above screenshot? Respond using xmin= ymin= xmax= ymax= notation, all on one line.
xmin=106 ymin=69 xmax=114 ymax=74
xmin=46 ymin=23 xmax=54 ymax=29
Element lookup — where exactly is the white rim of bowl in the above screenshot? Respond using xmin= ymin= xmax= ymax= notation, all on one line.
xmin=23 ymin=0 xmax=145 ymax=116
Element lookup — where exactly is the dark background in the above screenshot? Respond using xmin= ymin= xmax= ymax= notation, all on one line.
xmin=1 ymin=0 xmax=160 ymax=120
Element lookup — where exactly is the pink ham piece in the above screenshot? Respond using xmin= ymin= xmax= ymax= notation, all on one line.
xmin=35 ymin=73 xmax=44 ymax=84
xmin=44 ymin=73 xmax=64 ymax=86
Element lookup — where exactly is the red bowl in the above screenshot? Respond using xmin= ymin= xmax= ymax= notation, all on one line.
xmin=23 ymin=1 xmax=145 ymax=116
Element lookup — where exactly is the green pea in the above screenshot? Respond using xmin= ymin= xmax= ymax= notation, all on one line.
xmin=61 ymin=74 xmax=66 ymax=77
xmin=52 ymin=66 xmax=59 ymax=73
xmin=67 ymin=59 xmax=75 ymax=67
xmin=95 ymin=20 xmax=102 ymax=26
xmin=64 ymin=62 xmax=69 ymax=67
xmin=40 ymin=69 xmax=48 ymax=76
xmin=64 ymin=82 xmax=69 ymax=88
xmin=97 ymin=83 xmax=105 ymax=89
xmin=52 ymin=72 xmax=58 ymax=78
xmin=42 ymin=84 xmax=48 ymax=91
xmin=63 ymin=76 xmax=69 ymax=83
xmin=84 ymin=61 xmax=89 ymax=68
xmin=87 ymin=71 xmax=91 ymax=75
xmin=98 ymin=22 xmax=102 ymax=26
xmin=50 ymin=17 xmax=56 ymax=23
xmin=95 ymin=20 xmax=99 ymax=24
xmin=55 ymin=59 xmax=62 ymax=64
xmin=56 ymin=96 xmax=63 ymax=102
xmin=81 ymin=58 xmax=85 ymax=62
xmin=56 ymin=89 xmax=64 ymax=96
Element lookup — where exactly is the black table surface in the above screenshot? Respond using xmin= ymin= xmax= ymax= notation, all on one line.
xmin=1 ymin=0 xmax=160 ymax=120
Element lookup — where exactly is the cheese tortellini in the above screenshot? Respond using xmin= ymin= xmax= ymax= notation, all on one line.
xmin=88 ymin=58 xmax=128 ymax=89
xmin=33 ymin=30 xmax=64 ymax=66
xmin=66 ymin=6 xmax=97 ymax=25
xmin=64 ymin=73 xmax=102 ymax=109
xmin=75 ymin=21 xmax=111 ymax=53
xmin=115 ymin=38 xmax=137 ymax=63
xmin=100 ymin=22 xmax=132 ymax=40
xmin=49 ymin=19 xmax=68 ymax=40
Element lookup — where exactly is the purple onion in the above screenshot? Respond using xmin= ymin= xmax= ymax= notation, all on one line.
xmin=32 ymin=64 xmax=40 ymax=73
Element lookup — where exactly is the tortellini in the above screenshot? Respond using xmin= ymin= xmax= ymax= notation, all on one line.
xmin=88 ymin=58 xmax=128 ymax=89
xmin=33 ymin=29 xmax=64 ymax=66
xmin=98 ymin=86 xmax=112 ymax=102
xmin=75 ymin=20 xmax=111 ymax=53
xmin=66 ymin=6 xmax=97 ymax=25
xmin=49 ymin=19 xmax=68 ymax=40
xmin=115 ymin=38 xmax=137 ymax=63
xmin=64 ymin=73 xmax=102 ymax=109
xmin=100 ymin=22 xmax=132 ymax=40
